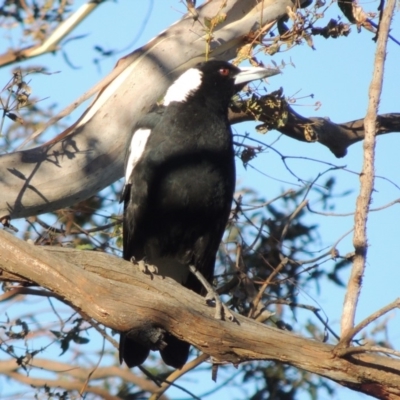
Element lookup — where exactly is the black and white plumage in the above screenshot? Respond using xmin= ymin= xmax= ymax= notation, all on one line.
xmin=120 ymin=60 xmax=277 ymax=369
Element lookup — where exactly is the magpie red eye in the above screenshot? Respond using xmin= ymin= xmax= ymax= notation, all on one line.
xmin=219 ymin=68 xmax=230 ymax=77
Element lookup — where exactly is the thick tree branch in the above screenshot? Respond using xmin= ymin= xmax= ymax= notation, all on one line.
xmin=0 ymin=229 xmax=399 ymax=399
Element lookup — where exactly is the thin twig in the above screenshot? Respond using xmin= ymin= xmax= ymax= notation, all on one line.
xmin=280 ymin=199 xmax=308 ymax=244
xmin=264 ymin=298 xmax=341 ymax=341
xmin=48 ymin=297 xmax=65 ymax=330
xmin=34 ymin=216 xmax=120 ymax=235
xmin=248 ymin=257 xmax=288 ymax=318
xmin=336 ymin=344 xmax=400 ymax=359
xmin=80 ymin=336 xmax=105 ymax=397
xmin=79 ymin=316 xmax=119 ymax=350
xmin=295 ymin=228 xmax=353 ymax=266
xmin=340 ymin=0 xmax=396 ymax=341
xmin=307 ymin=197 xmax=400 ymax=217
xmin=149 ymin=353 xmax=209 ymax=400
xmin=240 ymin=189 xmax=296 ymax=212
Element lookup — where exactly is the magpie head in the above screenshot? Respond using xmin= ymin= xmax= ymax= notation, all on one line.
xmin=163 ymin=60 xmax=279 ymax=110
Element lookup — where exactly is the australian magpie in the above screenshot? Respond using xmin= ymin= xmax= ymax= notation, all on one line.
xmin=120 ymin=60 xmax=278 ymax=369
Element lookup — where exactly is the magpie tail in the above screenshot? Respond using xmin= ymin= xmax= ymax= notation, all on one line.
xmin=119 ymin=333 xmax=149 ymax=368
xmin=120 ymin=332 xmax=190 ymax=369
xmin=160 ymin=333 xmax=190 ymax=369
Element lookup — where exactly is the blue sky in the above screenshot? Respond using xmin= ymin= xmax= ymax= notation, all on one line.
xmin=1 ymin=1 xmax=400 ymax=399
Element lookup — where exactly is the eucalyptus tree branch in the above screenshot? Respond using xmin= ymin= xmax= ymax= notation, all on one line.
xmin=339 ymin=0 xmax=396 ymax=342
xmin=0 ymin=1 xmax=105 ymax=68
xmin=0 ymin=229 xmax=399 ymax=399
xmin=229 ymin=92 xmax=400 ymax=158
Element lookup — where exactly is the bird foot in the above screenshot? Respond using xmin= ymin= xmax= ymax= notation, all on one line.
xmin=206 ymin=292 xmax=237 ymax=322
xmin=130 ymin=258 xmax=158 ymax=278
xmin=189 ymin=265 xmax=237 ymax=323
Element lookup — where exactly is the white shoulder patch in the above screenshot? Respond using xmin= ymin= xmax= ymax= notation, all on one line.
xmin=163 ymin=68 xmax=203 ymax=106
xmin=125 ymin=128 xmax=151 ymax=182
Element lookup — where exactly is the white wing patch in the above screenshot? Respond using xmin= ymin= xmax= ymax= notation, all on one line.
xmin=125 ymin=128 xmax=151 ymax=182
xmin=163 ymin=68 xmax=203 ymax=105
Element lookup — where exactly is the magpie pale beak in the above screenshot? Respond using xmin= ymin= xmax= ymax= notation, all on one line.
xmin=234 ymin=66 xmax=281 ymax=86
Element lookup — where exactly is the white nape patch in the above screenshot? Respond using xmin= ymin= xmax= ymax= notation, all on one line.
xmin=163 ymin=68 xmax=203 ymax=105
xmin=125 ymin=128 xmax=151 ymax=182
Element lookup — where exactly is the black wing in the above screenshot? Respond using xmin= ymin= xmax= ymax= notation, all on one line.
xmin=121 ymin=108 xmax=164 ymax=262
